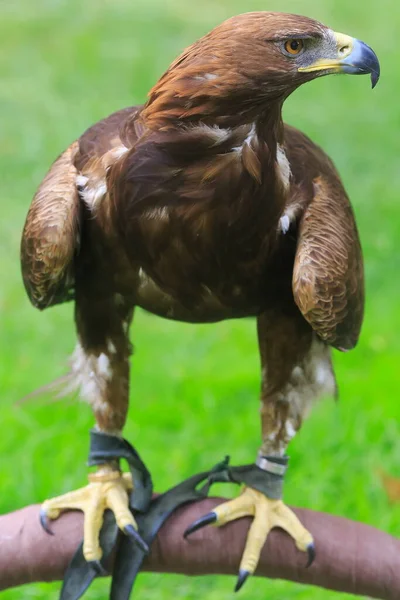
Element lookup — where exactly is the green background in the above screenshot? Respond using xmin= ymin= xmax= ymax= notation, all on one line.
xmin=1 ymin=0 xmax=399 ymax=598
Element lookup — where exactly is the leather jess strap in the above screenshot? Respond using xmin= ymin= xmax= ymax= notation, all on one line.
xmin=60 ymin=434 xmax=289 ymax=600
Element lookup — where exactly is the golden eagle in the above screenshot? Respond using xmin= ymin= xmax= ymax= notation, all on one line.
xmin=21 ymin=12 xmax=379 ymax=591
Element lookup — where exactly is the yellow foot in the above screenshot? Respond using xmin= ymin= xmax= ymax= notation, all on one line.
xmin=184 ymin=486 xmax=314 ymax=591
xmin=40 ymin=464 xmax=148 ymax=567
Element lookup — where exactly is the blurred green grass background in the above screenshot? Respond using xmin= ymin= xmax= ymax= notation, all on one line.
xmin=1 ymin=0 xmax=399 ymax=598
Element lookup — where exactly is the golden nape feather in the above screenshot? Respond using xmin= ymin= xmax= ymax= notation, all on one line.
xmin=20 ymin=11 xmax=380 ymax=595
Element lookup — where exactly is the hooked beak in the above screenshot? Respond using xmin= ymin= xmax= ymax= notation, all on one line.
xmin=298 ymin=32 xmax=380 ymax=89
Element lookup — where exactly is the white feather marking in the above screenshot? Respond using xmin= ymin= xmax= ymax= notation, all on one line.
xmin=143 ymin=207 xmax=169 ymax=220
xmin=94 ymin=424 xmax=123 ymax=437
xmin=260 ymin=336 xmax=336 ymax=456
xmin=101 ymin=144 xmax=129 ymax=171
xmin=76 ymin=175 xmax=89 ymax=188
xmin=78 ymin=178 xmax=107 ymax=210
xmin=315 ymin=361 xmax=336 ymax=389
xmin=285 ymin=421 xmax=297 ymax=440
xmin=278 ymin=203 xmax=301 ymax=235
xmin=97 ymin=353 xmax=112 ymax=379
xmin=194 ymin=73 xmax=218 ymax=81
xmin=92 ymin=398 xmax=111 ymax=415
xmin=233 ymin=123 xmax=256 ymax=153
xmin=276 ymin=144 xmax=291 ymax=191
xmin=283 ymin=337 xmax=336 ymax=419
xmin=110 ymin=145 xmax=129 ymax=160
xmin=244 ymin=123 xmax=256 ymax=147
xmin=107 ymin=340 xmax=117 ymax=354
xmin=138 ymin=267 xmax=148 ymax=283
xmin=76 ymin=142 xmax=128 ymax=211
xmin=196 ymin=124 xmax=231 ymax=143
xmin=67 ymin=343 xmax=114 ymax=411
xmin=279 ymin=215 xmax=290 ymax=234
xmin=90 ymin=182 xmax=107 ymax=205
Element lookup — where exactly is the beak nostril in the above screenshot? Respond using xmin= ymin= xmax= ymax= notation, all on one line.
xmin=339 ymin=45 xmax=350 ymax=56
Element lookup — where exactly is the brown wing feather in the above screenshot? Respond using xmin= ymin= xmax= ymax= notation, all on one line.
xmin=292 ymin=176 xmax=364 ymax=350
xmin=21 ymin=141 xmax=81 ymax=309
xmin=21 ymin=106 xmax=140 ymax=310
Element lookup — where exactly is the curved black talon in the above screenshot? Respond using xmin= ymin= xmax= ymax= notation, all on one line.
xmin=306 ymin=542 xmax=316 ymax=568
xmin=183 ymin=512 xmax=217 ymax=538
xmin=88 ymin=560 xmax=108 ymax=576
xmin=234 ymin=569 xmax=250 ymax=592
xmin=124 ymin=524 xmax=150 ymax=554
xmin=39 ymin=508 xmax=54 ymax=535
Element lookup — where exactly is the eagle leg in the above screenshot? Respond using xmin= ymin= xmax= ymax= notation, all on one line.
xmin=38 ymin=288 xmax=153 ymax=568
xmin=186 ymin=308 xmax=335 ymax=591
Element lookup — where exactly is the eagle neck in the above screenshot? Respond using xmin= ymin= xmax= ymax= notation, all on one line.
xmin=247 ymin=102 xmax=287 ymax=230
xmin=255 ymin=102 xmax=284 ymax=151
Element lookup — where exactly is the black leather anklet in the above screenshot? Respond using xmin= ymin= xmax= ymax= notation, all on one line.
xmin=88 ymin=429 xmax=153 ymax=513
xmin=206 ymin=455 xmax=289 ymax=499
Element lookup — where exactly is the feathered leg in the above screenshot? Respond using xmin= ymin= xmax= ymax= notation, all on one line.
xmin=185 ymin=308 xmax=336 ymax=591
xmin=40 ymin=286 xmax=149 ymax=564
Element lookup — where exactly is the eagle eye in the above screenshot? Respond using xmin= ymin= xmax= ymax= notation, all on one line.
xmin=283 ymin=39 xmax=305 ymax=56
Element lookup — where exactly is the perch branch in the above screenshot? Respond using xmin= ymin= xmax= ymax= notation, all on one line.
xmin=0 ymin=498 xmax=399 ymax=598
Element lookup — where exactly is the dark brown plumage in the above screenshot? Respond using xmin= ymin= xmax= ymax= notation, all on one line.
xmin=20 ymin=11 xmax=379 ymax=588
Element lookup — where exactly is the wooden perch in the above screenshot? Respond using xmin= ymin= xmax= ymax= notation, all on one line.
xmin=0 ymin=498 xmax=399 ymax=598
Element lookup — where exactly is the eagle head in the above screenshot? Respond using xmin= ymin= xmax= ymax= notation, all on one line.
xmin=143 ymin=12 xmax=380 ymax=129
